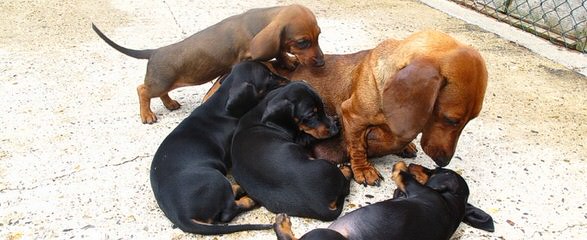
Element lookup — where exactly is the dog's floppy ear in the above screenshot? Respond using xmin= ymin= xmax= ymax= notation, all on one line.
xmin=462 ymin=203 xmax=495 ymax=232
xmin=261 ymin=98 xmax=294 ymax=123
xmin=226 ymin=82 xmax=258 ymax=117
xmin=382 ymin=58 xmax=443 ymax=140
xmin=250 ymin=21 xmax=283 ymax=61
xmin=428 ymin=183 xmax=450 ymax=193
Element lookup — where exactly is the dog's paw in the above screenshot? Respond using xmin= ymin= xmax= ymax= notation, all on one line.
xmin=353 ymin=165 xmax=383 ymax=186
xmin=235 ymin=196 xmax=258 ymax=210
xmin=274 ymin=213 xmax=291 ymax=229
xmin=274 ymin=214 xmax=296 ymax=240
xmin=392 ymin=161 xmax=408 ymax=191
xmin=392 ymin=161 xmax=408 ymax=176
xmin=163 ymin=99 xmax=181 ymax=110
xmin=232 ymin=184 xmax=246 ymax=199
xmin=339 ymin=164 xmax=353 ymax=180
xmin=394 ymin=142 xmax=418 ymax=158
xmin=141 ymin=111 xmax=158 ymax=124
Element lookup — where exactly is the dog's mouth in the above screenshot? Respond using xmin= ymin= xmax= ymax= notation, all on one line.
xmin=289 ymin=52 xmax=325 ymax=68
xmin=303 ymin=53 xmax=325 ymax=67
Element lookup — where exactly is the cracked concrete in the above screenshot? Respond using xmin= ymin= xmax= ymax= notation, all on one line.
xmin=1 ymin=0 xmax=586 ymax=239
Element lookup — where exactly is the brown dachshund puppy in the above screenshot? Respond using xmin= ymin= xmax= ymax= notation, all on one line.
xmin=92 ymin=4 xmax=324 ymax=124
xmin=269 ymin=30 xmax=488 ymax=186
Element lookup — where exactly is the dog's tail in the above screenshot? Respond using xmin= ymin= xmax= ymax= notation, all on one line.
xmin=91 ymin=23 xmax=153 ymax=59
xmin=178 ymin=220 xmax=273 ymax=235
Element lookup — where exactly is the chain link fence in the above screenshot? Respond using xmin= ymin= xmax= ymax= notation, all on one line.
xmin=447 ymin=0 xmax=586 ymax=53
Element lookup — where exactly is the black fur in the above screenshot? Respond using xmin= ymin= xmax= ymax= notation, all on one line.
xmin=274 ymin=163 xmax=494 ymax=240
xmin=150 ymin=61 xmax=288 ymax=235
xmin=231 ymin=82 xmax=349 ymax=221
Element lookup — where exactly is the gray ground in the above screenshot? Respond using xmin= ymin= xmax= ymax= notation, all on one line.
xmin=1 ymin=0 xmax=586 ymax=239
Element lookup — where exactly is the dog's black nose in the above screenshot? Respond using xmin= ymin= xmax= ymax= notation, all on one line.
xmin=329 ymin=120 xmax=339 ymax=136
xmin=433 ymin=156 xmax=451 ymax=167
xmin=313 ymin=57 xmax=325 ymax=67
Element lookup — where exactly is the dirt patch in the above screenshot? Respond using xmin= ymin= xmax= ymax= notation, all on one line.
xmin=0 ymin=0 xmax=129 ymax=51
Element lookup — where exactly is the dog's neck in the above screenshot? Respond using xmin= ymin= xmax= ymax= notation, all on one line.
xmin=209 ymin=79 xmax=235 ymax=105
xmin=439 ymin=192 xmax=468 ymax=232
xmin=404 ymin=175 xmax=468 ymax=233
xmin=261 ymin=116 xmax=317 ymax=147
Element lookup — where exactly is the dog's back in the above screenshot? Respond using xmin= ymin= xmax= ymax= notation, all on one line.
xmin=232 ymin=82 xmax=349 ymax=221
xmin=327 ymin=186 xmax=453 ymax=240
xmin=149 ymin=66 xmax=246 ymax=234
xmin=272 ymin=51 xmax=368 ymax=116
xmin=150 ymin=65 xmax=242 ymax=187
xmin=149 ymin=61 xmax=288 ymax=234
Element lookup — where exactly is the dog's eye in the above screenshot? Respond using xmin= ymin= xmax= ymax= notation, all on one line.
xmin=301 ymin=112 xmax=316 ymax=123
xmin=296 ymin=39 xmax=311 ymax=49
xmin=443 ymin=116 xmax=460 ymax=126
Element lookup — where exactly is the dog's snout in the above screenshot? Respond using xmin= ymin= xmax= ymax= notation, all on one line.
xmin=422 ymin=143 xmax=455 ymax=167
xmin=313 ymin=57 xmax=325 ymax=67
xmin=328 ymin=120 xmax=339 ymax=136
xmin=432 ymin=156 xmax=451 ymax=167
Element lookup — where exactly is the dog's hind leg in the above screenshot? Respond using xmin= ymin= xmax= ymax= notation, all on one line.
xmin=138 ymin=69 xmax=180 ymax=123
xmin=137 ymin=84 xmax=157 ymax=124
xmin=160 ymin=93 xmax=180 ymax=110
xmin=219 ymin=196 xmax=259 ymax=222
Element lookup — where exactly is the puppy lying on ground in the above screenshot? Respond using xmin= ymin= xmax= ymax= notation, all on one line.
xmin=231 ymin=81 xmax=351 ymax=221
xmin=150 ymin=61 xmax=288 ymax=235
xmin=92 ymin=4 xmax=324 ymax=123
xmin=274 ymin=161 xmax=494 ymax=240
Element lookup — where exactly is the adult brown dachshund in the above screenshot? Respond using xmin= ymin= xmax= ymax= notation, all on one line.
xmin=271 ymin=30 xmax=489 ymax=186
xmin=92 ymin=4 xmax=324 ymax=124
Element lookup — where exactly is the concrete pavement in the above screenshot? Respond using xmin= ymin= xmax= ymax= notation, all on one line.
xmin=1 ymin=0 xmax=586 ymax=239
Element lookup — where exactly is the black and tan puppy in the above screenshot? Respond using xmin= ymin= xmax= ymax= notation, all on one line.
xmin=274 ymin=161 xmax=494 ymax=240
xmin=92 ymin=4 xmax=324 ymax=124
xmin=150 ymin=61 xmax=288 ymax=235
xmin=231 ymin=81 xmax=350 ymax=221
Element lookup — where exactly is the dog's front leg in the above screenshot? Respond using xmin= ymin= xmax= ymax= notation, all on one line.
xmin=341 ymin=98 xmax=383 ymax=186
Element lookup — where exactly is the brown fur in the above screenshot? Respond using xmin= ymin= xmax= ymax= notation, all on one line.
xmin=391 ymin=161 xmax=409 ymax=192
xmin=408 ymin=164 xmax=431 ymax=184
xmin=276 ymin=30 xmax=488 ymax=185
xmin=93 ymin=5 xmax=324 ymax=123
